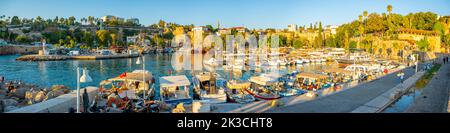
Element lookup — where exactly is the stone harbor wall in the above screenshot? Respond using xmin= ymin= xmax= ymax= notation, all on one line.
xmin=0 ymin=45 xmax=41 ymax=55
xmin=6 ymin=87 xmax=98 ymax=113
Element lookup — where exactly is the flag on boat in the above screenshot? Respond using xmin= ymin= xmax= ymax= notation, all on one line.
xmin=119 ymin=72 xmax=127 ymax=78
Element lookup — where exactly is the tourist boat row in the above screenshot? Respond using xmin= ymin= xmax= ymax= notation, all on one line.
xmin=83 ymin=48 xmax=405 ymax=113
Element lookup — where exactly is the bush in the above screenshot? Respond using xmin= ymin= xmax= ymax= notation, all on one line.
xmin=415 ymin=64 xmax=441 ymax=88
xmin=15 ymin=35 xmax=32 ymax=44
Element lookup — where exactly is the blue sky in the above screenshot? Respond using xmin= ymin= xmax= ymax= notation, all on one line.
xmin=1 ymin=0 xmax=449 ymax=29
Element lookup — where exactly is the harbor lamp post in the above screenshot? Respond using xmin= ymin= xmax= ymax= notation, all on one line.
xmin=414 ymin=54 xmax=419 ymax=73
xmin=136 ymin=55 xmax=146 ymax=99
xmin=77 ymin=67 xmax=92 ymax=113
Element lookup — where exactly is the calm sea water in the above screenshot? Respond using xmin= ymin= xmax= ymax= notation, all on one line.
xmin=0 ymin=54 xmax=334 ymax=91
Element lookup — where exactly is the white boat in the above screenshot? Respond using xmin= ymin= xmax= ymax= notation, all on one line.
xmin=268 ymin=60 xmax=279 ymax=66
xmin=159 ymin=75 xmax=192 ymax=104
xmin=193 ymin=72 xmax=227 ymax=104
xmin=295 ymin=59 xmax=303 ymax=64
xmin=204 ymin=58 xmax=218 ymax=66
xmin=277 ymin=59 xmax=287 ymax=66
xmin=100 ymin=70 xmax=154 ymax=100
xmin=225 ymin=80 xmax=255 ymax=103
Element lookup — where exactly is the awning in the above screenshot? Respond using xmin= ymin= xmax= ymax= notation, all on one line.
xmin=159 ymin=75 xmax=191 ymax=88
xmin=226 ymin=80 xmax=251 ymax=90
xmin=109 ymin=71 xmax=152 ymax=82
xmin=195 ymin=73 xmax=211 ymax=82
xmin=322 ymin=68 xmax=352 ymax=74
xmin=296 ymin=73 xmax=328 ymax=79
xmin=249 ymin=76 xmax=277 ymax=86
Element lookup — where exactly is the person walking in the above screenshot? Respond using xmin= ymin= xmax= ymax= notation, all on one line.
xmin=397 ymin=71 xmax=405 ymax=84
xmin=443 ymin=57 xmax=446 ymax=64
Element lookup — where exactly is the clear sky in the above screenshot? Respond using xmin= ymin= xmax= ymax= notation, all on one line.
xmin=1 ymin=0 xmax=449 ymax=29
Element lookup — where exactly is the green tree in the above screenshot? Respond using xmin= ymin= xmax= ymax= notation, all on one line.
xmin=349 ymin=41 xmax=357 ymax=50
xmin=96 ymin=30 xmax=110 ymax=48
xmin=411 ymin=12 xmax=437 ymax=30
xmin=68 ymin=16 xmax=76 ymax=25
xmin=81 ymin=31 xmax=94 ymax=48
xmin=417 ymin=38 xmax=430 ymax=52
xmin=10 ymin=16 xmax=21 ymax=25
xmin=15 ymin=35 xmax=31 ymax=44
xmin=387 ymin=5 xmax=393 ymax=15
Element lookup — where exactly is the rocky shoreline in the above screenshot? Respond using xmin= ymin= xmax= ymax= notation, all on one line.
xmin=0 ymin=78 xmax=70 ymax=112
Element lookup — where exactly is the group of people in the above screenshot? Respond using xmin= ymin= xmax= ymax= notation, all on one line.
xmin=443 ymin=56 xmax=449 ymax=64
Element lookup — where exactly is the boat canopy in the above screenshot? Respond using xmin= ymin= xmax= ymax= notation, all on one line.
xmin=108 ymin=71 xmax=152 ymax=82
xmin=195 ymin=72 xmax=213 ymax=82
xmin=159 ymin=75 xmax=190 ymax=88
xmin=249 ymin=76 xmax=277 ymax=86
xmin=322 ymin=68 xmax=352 ymax=74
xmin=227 ymin=80 xmax=251 ymax=90
xmin=296 ymin=73 xmax=328 ymax=80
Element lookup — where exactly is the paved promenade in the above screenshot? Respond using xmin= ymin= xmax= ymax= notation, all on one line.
xmin=405 ymin=63 xmax=450 ymax=113
xmin=266 ymin=67 xmax=417 ymax=113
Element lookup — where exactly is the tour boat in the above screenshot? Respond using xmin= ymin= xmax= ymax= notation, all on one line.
xmin=204 ymin=58 xmax=219 ymax=67
xmin=192 ymin=72 xmax=227 ymax=104
xmin=247 ymin=73 xmax=282 ymax=100
xmin=100 ymin=70 xmax=154 ymax=100
xmin=295 ymin=58 xmax=304 ymax=64
xmin=224 ymin=80 xmax=255 ymax=103
xmin=295 ymin=73 xmax=332 ymax=91
xmin=159 ymin=75 xmax=193 ymax=104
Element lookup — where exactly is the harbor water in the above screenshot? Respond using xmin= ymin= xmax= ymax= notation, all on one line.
xmin=0 ymin=53 xmax=339 ymax=98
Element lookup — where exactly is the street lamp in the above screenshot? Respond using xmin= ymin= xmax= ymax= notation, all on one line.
xmin=136 ymin=56 xmax=146 ymax=99
xmin=77 ymin=67 xmax=92 ymax=113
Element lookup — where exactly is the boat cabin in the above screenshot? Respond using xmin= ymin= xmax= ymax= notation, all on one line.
xmin=159 ymin=75 xmax=192 ymax=104
xmin=101 ymin=70 xmax=153 ymax=99
xmin=296 ymin=73 xmax=330 ymax=91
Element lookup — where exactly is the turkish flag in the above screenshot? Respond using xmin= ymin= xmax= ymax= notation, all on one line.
xmin=119 ymin=72 xmax=127 ymax=78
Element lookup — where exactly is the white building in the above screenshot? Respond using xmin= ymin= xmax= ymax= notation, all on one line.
xmin=192 ymin=26 xmax=208 ymax=33
xmin=101 ymin=15 xmax=124 ymax=22
xmin=288 ymin=24 xmax=298 ymax=32
xmin=126 ymin=35 xmax=139 ymax=44
xmin=126 ymin=18 xmax=139 ymax=24
xmin=326 ymin=25 xmax=339 ymax=35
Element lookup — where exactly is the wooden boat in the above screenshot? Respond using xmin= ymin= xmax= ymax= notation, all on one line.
xmin=159 ymin=75 xmax=192 ymax=105
xmin=321 ymin=68 xmax=353 ymax=84
xmin=204 ymin=58 xmax=219 ymax=67
xmin=225 ymin=80 xmax=255 ymax=103
xmin=278 ymin=71 xmax=306 ymax=97
xmin=193 ymin=72 xmax=227 ymax=104
xmin=100 ymin=70 xmax=154 ymax=100
xmin=248 ymin=73 xmax=282 ymax=100
xmin=295 ymin=73 xmax=331 ymax=91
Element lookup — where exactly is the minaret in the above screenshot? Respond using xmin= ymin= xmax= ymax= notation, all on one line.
xmin=217 ymin=20 xmax=220 ymax=29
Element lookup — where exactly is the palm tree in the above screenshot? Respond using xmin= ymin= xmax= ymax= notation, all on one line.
xmin=88 ymin=16 xmax=94 ymax=25
xmin=363 ymin=11 xmax=369 ymax=53
xmin=363 ymin=11 xmax=368 ymax=18
xmin=387 ymin=5 xmax=393 ymax=15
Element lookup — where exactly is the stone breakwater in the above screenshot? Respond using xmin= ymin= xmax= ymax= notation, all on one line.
xmin=16 ymin=54 xmax=139 ymax=61
xmin=0 ymin=82 xmax=70 ymax=113
xmin=0 ymin=45 xmax=40 ymax=55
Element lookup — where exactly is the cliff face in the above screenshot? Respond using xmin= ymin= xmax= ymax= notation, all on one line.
xmin=0 ymin=45 xmax=41 ymax=55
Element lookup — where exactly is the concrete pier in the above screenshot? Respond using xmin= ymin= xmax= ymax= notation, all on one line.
xmin=263 ymin=66 xmax=418 ymax=113
xmin=351 ymin=71 xmax=425 ymax=113
xmin=406 ymin=63 xmax=450 ymax=113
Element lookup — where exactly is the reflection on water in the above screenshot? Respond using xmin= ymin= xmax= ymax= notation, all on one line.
xmin=0 ymin=54 xmax=340 ymax=92
xmin=382 ymin=87 xmax=423 ymax=113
